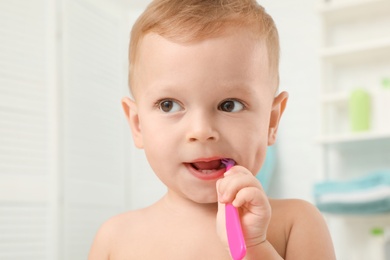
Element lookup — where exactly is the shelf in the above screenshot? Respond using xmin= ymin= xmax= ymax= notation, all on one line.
xmin=319 ymin=0 xmax=390 ymax=22
xmin=317 ymin=1 xmax=390 ymax=257
xmin=322 ymin=212 xmax=390 ymax=220
xmin=316 ymin=131 xmax=390 ymax=145
xmin=321 ymin=38 xmax=390 ymax=64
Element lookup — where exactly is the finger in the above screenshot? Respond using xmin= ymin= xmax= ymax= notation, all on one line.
xmin=223 ymin=165 xmax=251 ymax=177
xmin=217 ymin=199 xmax=226 ymax=229
xmin=218 ymin=174 xmax=262 ymax=203
xmin=232 ymin=186 xmax=268 ymax=210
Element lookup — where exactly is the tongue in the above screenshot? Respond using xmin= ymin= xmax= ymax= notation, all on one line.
xmin=193 ymin=160 xmax=222 ymax=170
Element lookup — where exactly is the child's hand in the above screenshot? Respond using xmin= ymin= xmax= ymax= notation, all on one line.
xmin=216 ymin=165 xmax=271 ymax=250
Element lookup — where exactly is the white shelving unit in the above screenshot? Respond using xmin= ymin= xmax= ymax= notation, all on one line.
xmin=317 ymin=131 xmax=390 ymax=146
xmin=317 ymin=0 xmax=390 ymax=259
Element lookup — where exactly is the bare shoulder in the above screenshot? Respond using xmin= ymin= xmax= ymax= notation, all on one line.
xmin=270 ymin=198 xmax=322 ymax=219
xmin=88 ymin=209 xmax=146 ymax=260
xmin=269 ymin=198 xmax=336 ymax=259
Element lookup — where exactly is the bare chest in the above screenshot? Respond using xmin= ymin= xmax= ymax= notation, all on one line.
xmin=110 ymin=225 xmax=231 ymax=260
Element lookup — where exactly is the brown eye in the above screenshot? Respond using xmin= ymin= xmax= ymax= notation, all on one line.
xmin=219 ymin=100 xmax=244 ymax=112
xmin=158 ymin=100 xmax=182 ymax=113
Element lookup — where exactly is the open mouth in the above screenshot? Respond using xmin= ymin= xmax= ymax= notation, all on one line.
xmin=185 ymin=158 xmax=236 ymax=180
xmin=190 ymin=159 xmax=225 ymax=174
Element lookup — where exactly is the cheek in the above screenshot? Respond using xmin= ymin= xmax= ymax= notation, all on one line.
xmin=139 ymin=113 xmax=165 ymax=141
xmin=140 ymin=118 xmax=177 ymax=161
xmin=236 ymin=120 xmax=269 ymax=173
xmin=253 ymin=144 xmax=267 ymax=173
xmin=142 ymin=127 xmax=169 ymax=154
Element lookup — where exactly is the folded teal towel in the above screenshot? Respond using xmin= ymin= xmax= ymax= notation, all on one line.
xmin=314 ymin=171 xmax=390 ymax=195
xmin=316 ymin=197 xmax=390 ymax=214
xmin=314 ymin=171 xmax=390 ymax=214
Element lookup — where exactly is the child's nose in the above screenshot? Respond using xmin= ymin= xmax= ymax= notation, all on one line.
xmin=186 ymin=112 xmax=219 ymax=143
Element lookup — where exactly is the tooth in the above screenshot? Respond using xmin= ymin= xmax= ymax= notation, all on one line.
xmin=200 ymin=170 xmax=215 ymax=174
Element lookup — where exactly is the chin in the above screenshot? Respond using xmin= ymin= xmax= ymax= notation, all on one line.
xmin=190 ymin=195 xmax=218 ymax=204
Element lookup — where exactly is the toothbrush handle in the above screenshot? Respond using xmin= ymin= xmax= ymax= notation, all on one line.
xmin=226 ymin=203 xmax=246 ymax=260
xmin=223 ymin=160 xmax=246 ymax=259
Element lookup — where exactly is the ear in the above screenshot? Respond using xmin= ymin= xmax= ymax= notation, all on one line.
xmin=121 ymin=97 xmax=144 ymax=148
xmin=268 ymin=91 xmax=288 ymax=145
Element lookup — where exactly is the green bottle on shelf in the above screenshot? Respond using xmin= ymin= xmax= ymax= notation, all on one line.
xmin=383 ymin=78 xmax=390 ymax=90
xmin=349 ymin=88 xmax=371 ymax=132
xmin=374 ymin=78 xmax=390 ymax=132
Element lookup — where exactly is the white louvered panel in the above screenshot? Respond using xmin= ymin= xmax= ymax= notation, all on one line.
xmin=62 ymin=181 xmax=124 ymax=258
xmin=0 ymin=203 xmax=47 ymax=260
xmin=0 ymin=0 xmax=49 ymax=259
xmin=0 ymin=0 xmax=47 ymax=178
xmin=63 ymin=0 xmax=125 ymax=183
xmin=0 ymin=175 xmax=46 ymax=202
xmin=64 ymin=201 xmax=124 ymax=259
xmin=63 ymin=0 xmax=125 ymax=196
xmin=62 ymin=0 xmax=127 ymax=258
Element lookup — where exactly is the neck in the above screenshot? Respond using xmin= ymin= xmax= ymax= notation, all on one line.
xmin=158 ymin=190 xmax=218 ymax=218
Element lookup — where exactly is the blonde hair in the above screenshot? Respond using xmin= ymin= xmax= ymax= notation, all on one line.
xmin=129 ymin=0 xmax=280 ymax=93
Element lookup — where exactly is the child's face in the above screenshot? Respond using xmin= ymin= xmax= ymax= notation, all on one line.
xmin=123 ymin=29 xmax=287 ymax=204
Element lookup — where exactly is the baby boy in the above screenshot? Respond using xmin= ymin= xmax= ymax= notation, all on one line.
xmin=89 ymin=0 xmax=335 ymax=259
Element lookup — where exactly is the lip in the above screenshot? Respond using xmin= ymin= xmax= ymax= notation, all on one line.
xmin=191 ymin=156 xmax=223 ymax=163
xmin=184 ymin=157 xmax=227 ymax=181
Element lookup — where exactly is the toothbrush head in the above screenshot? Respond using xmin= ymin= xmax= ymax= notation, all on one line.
xmin=221 ymin=158 xmax=235 ymax=170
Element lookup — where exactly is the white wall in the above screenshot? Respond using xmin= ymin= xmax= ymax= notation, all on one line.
xmin=261 ymin=1 xmax=322 ymax=201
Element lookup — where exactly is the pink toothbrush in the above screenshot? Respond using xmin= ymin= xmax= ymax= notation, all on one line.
xmin=221 ymin=158 xmax=247 ymax=260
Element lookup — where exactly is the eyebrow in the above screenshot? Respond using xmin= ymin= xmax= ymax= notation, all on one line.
xmin=144 ymin=81 xmax=260 ymax=97
xmin=144 ymin=83 xmax=180 ymax=96
xmin=217 ymin=82 xmax=259 ymax=96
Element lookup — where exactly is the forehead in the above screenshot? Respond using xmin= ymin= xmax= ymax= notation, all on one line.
xmin=138 ymin=27 xmax=266 ymax=59
xmin=133 ymin=29 xmax=272 ymax=98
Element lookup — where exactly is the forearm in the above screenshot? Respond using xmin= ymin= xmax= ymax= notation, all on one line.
xmin=244 ymin=240 xmax=283 ymax=260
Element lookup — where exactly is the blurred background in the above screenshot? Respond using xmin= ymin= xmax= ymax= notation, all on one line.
xmin=0 ymin=0 xmax=389 ymax=259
